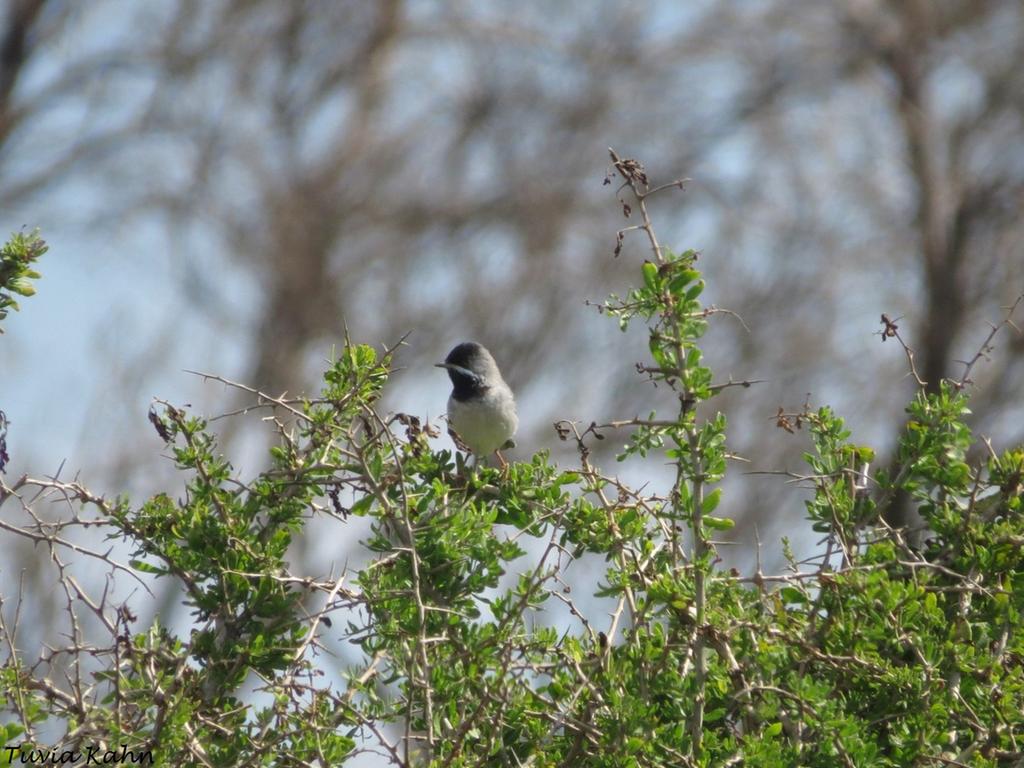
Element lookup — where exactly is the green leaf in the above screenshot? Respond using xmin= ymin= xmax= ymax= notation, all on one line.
xmin=780 ymin=586 xmax=806 ymax=604
xmin=702 ymin=488 xmax=722 ymax=514
xmin=641 ymin=260 xmax=658 ymax=291
xmin=350 ymin=495 xmax=375 ymax=516
xmin=9 ymin=278 xmax=35 ymax=296
xmin=129 ymin=559 xmax=168 ymax=575
xmin=703 ymin=515 xmax=734 ymax=530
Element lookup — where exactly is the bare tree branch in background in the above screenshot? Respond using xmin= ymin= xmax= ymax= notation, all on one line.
xmin=0 ymin=0 xmax=45 ymax=141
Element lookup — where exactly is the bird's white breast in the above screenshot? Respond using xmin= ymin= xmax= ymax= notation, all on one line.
xmin=447 ymin=385 xmax=518 ymax=456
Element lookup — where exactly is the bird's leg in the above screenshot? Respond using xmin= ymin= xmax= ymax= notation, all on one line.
xmin=494 ymin=450 xmax=508 ymax=470
xmin=453 ymin=450 xmax=471 ymax=481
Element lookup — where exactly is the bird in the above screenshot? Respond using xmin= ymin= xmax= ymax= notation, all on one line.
xmin=436 ymin=341 xmax=518 ymax=467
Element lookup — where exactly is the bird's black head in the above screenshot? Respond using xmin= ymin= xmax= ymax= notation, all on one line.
xmin=444 ymin=342 xmax=488 ymax=371
xmin=437 ymin=342 xmax=492 ymax=401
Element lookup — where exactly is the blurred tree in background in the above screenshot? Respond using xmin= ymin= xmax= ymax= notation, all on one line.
xmin=0 ymin=0 xmax=1022 ymax=684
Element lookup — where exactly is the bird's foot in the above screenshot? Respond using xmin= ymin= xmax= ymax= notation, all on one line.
xmin=494 ymin=450 xmax=510 ymax=475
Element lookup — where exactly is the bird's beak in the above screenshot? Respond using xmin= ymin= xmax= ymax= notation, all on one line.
xmin=436 ymin=362 xmax=477 ymax=379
